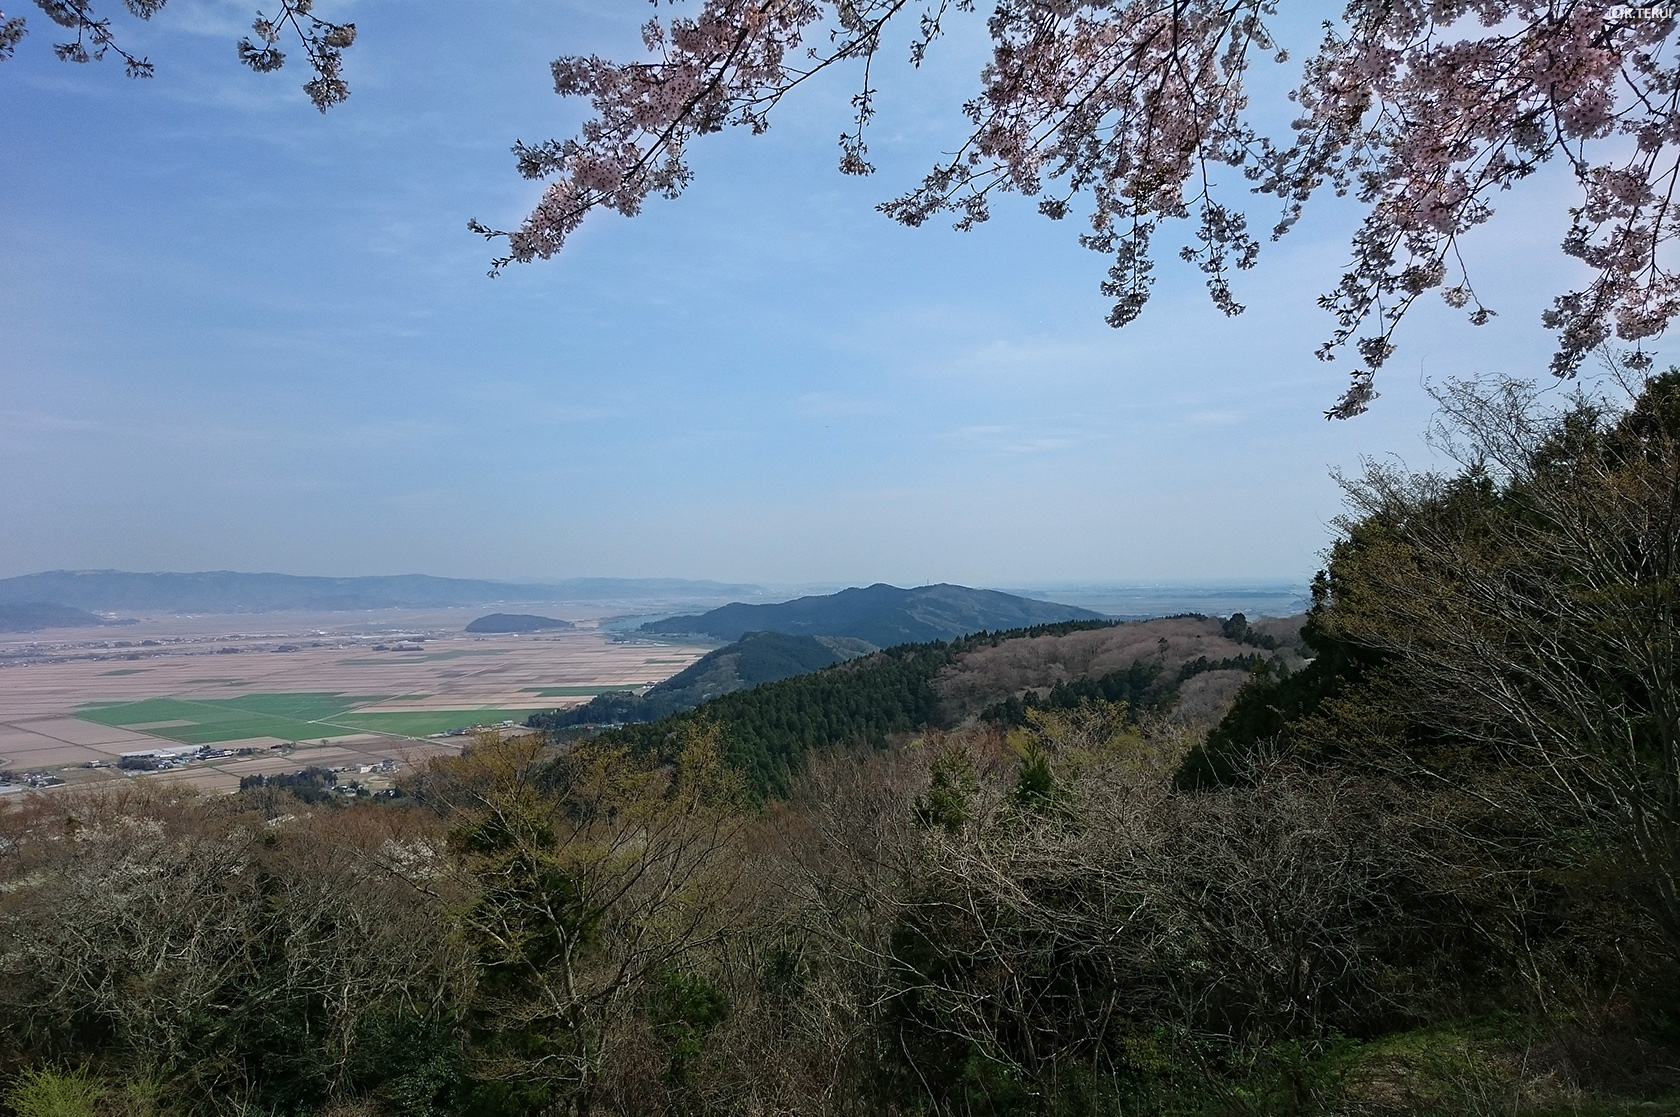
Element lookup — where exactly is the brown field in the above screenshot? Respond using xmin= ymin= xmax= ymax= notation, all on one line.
xmin=0 ymin=608 xmax=713 ymax=794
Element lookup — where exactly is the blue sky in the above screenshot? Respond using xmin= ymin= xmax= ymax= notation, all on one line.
xmin=0 ymin=0 xmax=1616 ymax=586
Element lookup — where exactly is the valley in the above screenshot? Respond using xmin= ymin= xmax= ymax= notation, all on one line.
xmin=0 ymin=608 xmax=710 ymax=794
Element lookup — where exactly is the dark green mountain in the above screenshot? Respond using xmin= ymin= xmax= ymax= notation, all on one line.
xmin=0 ymin=602 xmax=131 ymax=632
xmin=0 ymin=571 xmax=764 ymax=613
xmin=528 ymin=631 xmax=874 ymax=730
xmin=595 ymin=618 xmax=1124 ymax=797
xmin=655 ymin=631 xmax=875 ymax=705
xmin=465 ymin=613 xmax=575 ymax=633
xmin=639 ymin=583 xmax=1106 ymax=646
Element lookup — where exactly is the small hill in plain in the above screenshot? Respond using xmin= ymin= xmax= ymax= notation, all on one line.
xmin=532 ymin=631 xmax=875 ymax=730
xmin=465 ymin=613 xmax=576 ymax=634
xmin=0 ymin=602 xmax=132 ymax=632
xmin=640 ymin=583 xmax=1106 ymax=646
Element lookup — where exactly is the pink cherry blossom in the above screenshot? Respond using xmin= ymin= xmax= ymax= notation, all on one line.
xmin=469 ymin=0 xmax=1680 ymax=417
xmin=2 ymin=0 xmax=355 ymax=108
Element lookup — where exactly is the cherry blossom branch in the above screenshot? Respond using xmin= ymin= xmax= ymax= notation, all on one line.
xmin=20 ymin=0 xmax=1680 ymax=419
xmin=236 ymin=0 xmax=356 ymax=112
xmin=469 ymin=0 xmax=911 ymax=273
xmin=0 ymin=0 xmax=355 ymax=111
xmin=0 ymin=9 xmax=24 ymax=62
xmin=29 ymin=0 xmax=160 ymax=78
xmin=1289 ymin=1 xmax=1680 ymax=415
xmin=499 ymin=0 xmax=1680 ymax=417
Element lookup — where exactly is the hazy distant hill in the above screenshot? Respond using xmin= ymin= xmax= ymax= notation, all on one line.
xmin=465 ymin=613 xmax=576 ymax=633
xmin=0 ymin=602 xmax=133 ymax=632
xmin=530 ymin=631 xmax=875 ymax=730
xmin=640 ymin=583 xmax=1107 ymax=646
xmin=0 ymin=571 xmax=764 ymax=613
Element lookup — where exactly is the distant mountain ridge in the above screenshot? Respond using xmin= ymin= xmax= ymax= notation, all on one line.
xmin=0 ymin=571 xmax=765 ymax=613
xmin=640 ymin=583 xmax=1107 ymax=646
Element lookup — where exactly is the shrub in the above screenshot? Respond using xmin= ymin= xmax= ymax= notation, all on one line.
xmin=4 ymin=1067 xmax=103 ymax=1117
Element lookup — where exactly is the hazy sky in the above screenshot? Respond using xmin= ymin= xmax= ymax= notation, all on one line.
xmin=0 ymin=1 xmax=1618 ymax=586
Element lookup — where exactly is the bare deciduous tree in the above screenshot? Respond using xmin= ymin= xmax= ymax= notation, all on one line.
xmin=420 ymin=728 xmax=749 ymax=1115
xmin=0 ymin=785 xmax=467 ymax=1108
xmin=1320 ymin=369 xmax=1680 ymax=951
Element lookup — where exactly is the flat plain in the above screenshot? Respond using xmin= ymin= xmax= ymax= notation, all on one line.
xmin=0 ymin=607 xmax=711 ymax=793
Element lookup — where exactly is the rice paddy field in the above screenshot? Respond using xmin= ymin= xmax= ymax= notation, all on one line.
xmin=74 ymin=692 xmax=545 ymax=745
xmin=0 ymin=608 xmax=713 ymax=792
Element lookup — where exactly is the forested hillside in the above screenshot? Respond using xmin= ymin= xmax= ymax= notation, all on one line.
xmin=2 ymin=376 xmax=1678 ymax=1117
xmin=600 ymin=615 xmax=1303 ymax=797
xmin=528 ymin=631 xmax=874 ymax=731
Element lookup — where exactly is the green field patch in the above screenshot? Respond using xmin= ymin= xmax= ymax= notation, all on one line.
xmin=325 ymin=709 xmax=531 ymax=737
xmin=337 ymin=649 xmax=511 ymax=666
xmin=77 ymin=692 xmax=390 ymax=746
xmin=521 ymin=686 xmax=636 ymax=697
xmin=643 ymin=659 xmax=686 ymax=665
xmin=99 ymin=668 xmax=148 ymax=676
xmin=78 ymin=690 xmax=533 ymax=745
xmin=219 ymin=692 xmax=385 ymax=719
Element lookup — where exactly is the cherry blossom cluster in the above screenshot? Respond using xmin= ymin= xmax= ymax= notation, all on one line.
xmin=1285 ymin=0 xmax=1680 ymax=415
xmin=489 ymin=0 xmax=1680 ymax=417
xmin=0 ymin=0 xmax=354 ymax=110
xmin=471 ymin=0 xmax=850 ymax=270
xmin=236 ymin=0 xmax=355 ymax=112
xmin=24 ymin=0 xmax=163 ymax=77
xmin=880 ymin=0 xmax=1275 ymax=330
xmin=1 ymin=9 xmax=32 ymax=64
